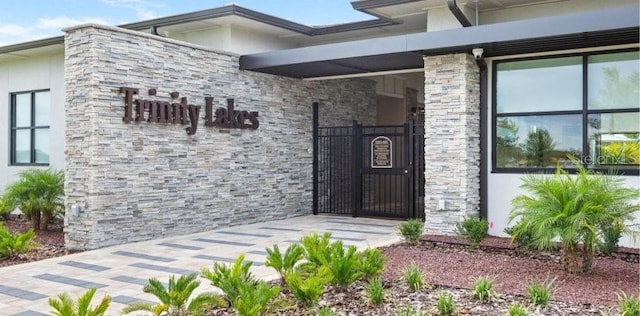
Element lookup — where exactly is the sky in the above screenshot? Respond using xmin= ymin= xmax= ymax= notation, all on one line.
xmin=0 ymin=0 xmax=371 ymax=46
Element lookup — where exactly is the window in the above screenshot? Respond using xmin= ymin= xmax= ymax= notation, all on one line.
xmin=10 ymin=90 xmax=50 ymax=165
xmin=493 ymin=50 xmax=639 ymax=174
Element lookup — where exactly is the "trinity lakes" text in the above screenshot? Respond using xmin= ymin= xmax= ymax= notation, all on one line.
xmin=120 ymin=87 xmax=259 ymax=135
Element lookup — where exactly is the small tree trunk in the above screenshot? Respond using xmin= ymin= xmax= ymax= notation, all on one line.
xmin=560 ymin=247 xmax=580 ymax=274
xmin=580 ymin=245 xmax=594 ymax=273
xmin=31 ymin=210 xmax=41 ymax=231
xmin=40 ymin=210 xmax=51 ymax=231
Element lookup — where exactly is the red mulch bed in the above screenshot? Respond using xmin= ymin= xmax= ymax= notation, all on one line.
xmin=381 ymin=235 xmax=640 ymax=306
xmin=0 ymin=214 xmax=66 ymax=267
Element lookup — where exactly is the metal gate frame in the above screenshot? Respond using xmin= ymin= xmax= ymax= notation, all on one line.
xmin=312 ymin=103 xmax=425 ymax=219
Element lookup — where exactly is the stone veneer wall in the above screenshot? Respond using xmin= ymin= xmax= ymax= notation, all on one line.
xmin=423 ymin=54 xmax=480 ymax=234
xmin=63 ymin=24 xmax=376 ymax=250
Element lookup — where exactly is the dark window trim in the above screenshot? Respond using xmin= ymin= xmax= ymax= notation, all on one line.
xmin=9 ymin=89 xmax=51 ymax=166
xmin=491 ymin=48 xmax=639 ymax=176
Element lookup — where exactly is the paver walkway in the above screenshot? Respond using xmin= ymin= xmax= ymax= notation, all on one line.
xmin=0 ymin=215 xmax=402 ymax=315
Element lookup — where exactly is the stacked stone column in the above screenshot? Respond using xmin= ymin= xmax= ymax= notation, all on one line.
xmin=423 ymin=53 xmax=481 ymax=234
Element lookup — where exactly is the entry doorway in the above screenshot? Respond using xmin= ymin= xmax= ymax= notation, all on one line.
xmin=312 ymin=117 xmax=425 ymax=219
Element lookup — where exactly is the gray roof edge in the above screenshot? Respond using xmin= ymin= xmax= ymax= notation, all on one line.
xmin=0 ymin=36 xmax=64 ymax=55
xmin=0 ymin=3 xmax=402 ymax=55
xmin=351 ymin=0 xmax=421 ymax=11
xmin=240 ymin=5 xmax=640 ymax=70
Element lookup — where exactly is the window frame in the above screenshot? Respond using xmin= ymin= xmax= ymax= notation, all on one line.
xmin=9 ymin=89 xmax=51 ymax=166
xmin=491 ymin=48 xmax=639 ymax=175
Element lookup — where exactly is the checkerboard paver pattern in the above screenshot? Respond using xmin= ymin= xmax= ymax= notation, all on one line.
xmin=0 ymin=215 xmax=401 ymax=315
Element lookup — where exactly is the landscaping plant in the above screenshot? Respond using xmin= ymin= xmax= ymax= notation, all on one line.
xmin=397 ymin=219 xmax=424 ymax=244
xmin=284 ymin=266 xmax=332 ymax=307
xmin=122 ymin=273 xmax=224 ymax=316
xmin=403 ymin=262 xmax=425 ymax=292
xmin=201 ymin=254 xmax=257 ymax=306
xmin=316 ymin=306 xmax=336 ymax=316
xmin=527 ymin=276 xmax=555 ymax=307
xmin=264 ymin=243 xmax=304 ymax=282
xmin=396 ymin=303 xmax=427 ymax=316
xmin=472 ymin=276 xmax=494 ymax=303
xmin=49 ymin=288 xmax=111 ymax=316
xmin=326 ymin=241 xmax=364 ymax=290
xmin=365 ymin=278 xmax=385 ymax=306
xmin=509 ymin=163 xmax=639 ymax=273
xmin=299 ymin=232 xmax=333 ymax=272
xmin=455 ymin=217 xmax=489 ymax=248
xmin=232 ymin=281 xmax=281 ymax=316
xmin=599 ymin=219 xmax=624 ymax=255
xmin=0 ymin=195 xmax=14 ymax=220
xmin=2 ymin=168 xmax=64 ymax=230
xmin=435 ymin=292 xmax=455 ymax=316
xmin=507 ymin=303 xmax=529 ymax=316
xmin=0 ymin=223 xmax=37 ymax=258
xmin=617 ymin=291 xmax=640 ymax=316
xmin=359 ymin=247 xmax=386 ymax=280
xmin=504 ymin=223 xmax=536 ymax=252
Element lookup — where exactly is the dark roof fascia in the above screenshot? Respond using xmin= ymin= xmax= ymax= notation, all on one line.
xmin=351 ymin=0 xmax=421 ymax=11
xmin=240 ymin=6 xmax=639 ymax=71
xmin=118 ymin=4 xmax=398 ymax=37
xmin=0 ymin=36 xmax=64 ymax=55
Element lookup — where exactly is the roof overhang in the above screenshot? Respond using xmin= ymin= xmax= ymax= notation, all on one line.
xmin=240 ymin=5 xmax=640 ymax=78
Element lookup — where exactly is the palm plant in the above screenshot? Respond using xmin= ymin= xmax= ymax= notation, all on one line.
xmin=3 ymin=168 xmax=64 ymax=230
xmin=49 ymin=288 xmax=111 ymax=316
xmin=122 ymin=273 xmax=225 ymax=316
xmin=509 ymin=163 xmax=639 ymax=273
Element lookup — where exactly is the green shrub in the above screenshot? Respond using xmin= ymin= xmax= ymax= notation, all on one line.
xmin=359 ymin=248 xmax=386 ymax=280
xmin=403 ymin=262 xmax=425 ymax=292
xmin=507 ymin=303 xmax=529 ymax=316
xmin=527 ymin=276 xmax=554 ymax=307
xmin=122 ymin=273 xmax=224 ymax=316
xmin=504 ymin=223 xmax=536 ymax=252
xmin=600 ymin=220 xmax=624 ymax=255
xmin=0 ymin=224 xmax=37 ymax=258
xmin=201 ymin=254 xmax=257 ymax=306
xmin=2 ymin=168 xmax=64 ymax=231
xmin=49 ymin=288 xmax=111 ymax=316
xmin=284 ymin=266 xmax=331 ymax=307
xmin=617 ymin=291 xmax=640 ymax=316
xmin=300 ymin=232 xmax=333 ymax=270
xmin=509 ymin=162 xmax=639 ymax=274
xmin=395 ymin=303 xmax=426 ymax=316
xmin=397 ymin=219 xmax=424 ymax=244
xmin=472 ymin=276 xmax=494 ymax=303
xmin=316 ymin=306 xmax=336 ymax=316
xmin=365 ymin=278 xmax=384 ymax=306
xmin=265 ymin=243 xmax=304 ymax=282
xmin=232 ymin=281 xmax=281 ymax=316
xmin=435 ymin=292 xmax=455 ymax=316
xmin=326 ymin=241 xmax=363 ymax=290
xmin=0 ymin=195 xmax=15 ymax=220
xmin=455 ymin=217 xmax=488 ymax=248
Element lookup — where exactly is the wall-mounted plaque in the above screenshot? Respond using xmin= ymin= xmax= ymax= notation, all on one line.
xmin=371 ymin=136 xmax=392 ymax=168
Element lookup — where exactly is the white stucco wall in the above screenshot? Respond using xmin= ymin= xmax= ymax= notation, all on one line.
xmin=169 ymin=24 xmax=298 ymax=55
xmin=0 ymin=52 xmax=65 ymax=192
xmin=485 ymin=45 xmax=640 ymax=248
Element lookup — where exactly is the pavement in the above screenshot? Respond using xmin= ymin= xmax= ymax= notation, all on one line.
xmin=0 ymin=214 xmax=402 ymax=315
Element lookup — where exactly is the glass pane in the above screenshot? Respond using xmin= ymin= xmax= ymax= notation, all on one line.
xmin=14 ymin=93 xmax=31 ymax=127
xmin=13 ymin=129 xmax=31 ymax=163
xmin=588 ymin=112 xmax=640 ymax=168
xmin=495 ymin=115 xmax=582 ymax=168
xmin=588 ymin=51 xmax=640 ymax=110
xmin=496 ymin=57 xmax=582 ymax=113
xmin=35 ymin=91 xmax=50 ymax=126
xmin=35 ymin=128 xmax=50 ymax=164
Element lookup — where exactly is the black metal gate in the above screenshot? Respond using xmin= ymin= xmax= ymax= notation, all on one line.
xmin=313 ymin=107 xmax=424 ymax=219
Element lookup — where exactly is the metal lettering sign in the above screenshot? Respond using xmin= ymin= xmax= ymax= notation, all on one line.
xmin=371 ymin=136 xmax=392 ymax=168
